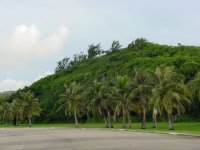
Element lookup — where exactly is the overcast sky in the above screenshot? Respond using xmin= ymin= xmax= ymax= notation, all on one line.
xmin=0 ymin=0 xmax=200 ymax=92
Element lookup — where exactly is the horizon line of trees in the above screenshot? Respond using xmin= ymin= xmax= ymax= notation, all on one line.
xmin=55 ymin=38 xmax=147 ymax=72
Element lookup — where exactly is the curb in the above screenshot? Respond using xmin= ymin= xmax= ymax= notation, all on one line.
xmin=79 ymin=127 xmax=200 ymax=138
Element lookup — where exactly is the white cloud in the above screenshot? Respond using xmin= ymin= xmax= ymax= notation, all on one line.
xmin=0 ymin=71 xmax=53 ymax=92
xmin=0 ymin=24 xmax=69 ymax=66
xmin=0 ymin=79 xmax=28 ymax=92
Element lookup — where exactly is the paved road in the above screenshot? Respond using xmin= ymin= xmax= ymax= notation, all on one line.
xmin=0 ymin=128 xmax=199 ymax=150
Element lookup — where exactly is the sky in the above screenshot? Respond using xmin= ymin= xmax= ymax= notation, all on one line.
xmin=0 ymin=0 xmax=200 ymax=92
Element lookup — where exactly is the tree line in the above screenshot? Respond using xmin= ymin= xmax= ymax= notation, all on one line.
xmin=58 ymin=66 xmax=200 ymax=130
xmin=55 ymin=39 xmax=124 ymax=72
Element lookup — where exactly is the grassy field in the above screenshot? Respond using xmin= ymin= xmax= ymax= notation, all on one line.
xmin=2 ymin=122 xmax=200 ymax=135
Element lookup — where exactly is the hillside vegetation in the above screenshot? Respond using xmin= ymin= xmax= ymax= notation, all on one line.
xmin=8 ymin=39 xmax=200 ymax=128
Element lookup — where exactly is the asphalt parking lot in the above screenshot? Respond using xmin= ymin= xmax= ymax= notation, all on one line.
xmin=0 ymin=128 xmax=199 ymax=150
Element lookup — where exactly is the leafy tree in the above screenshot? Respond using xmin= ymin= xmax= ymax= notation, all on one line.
xmin=55 ymin=57 xmax=70 ymax=72
xmin=77 ymin=52 xmax=87 ymax=61
xmin=20 ymin=91 xmax=41 ymax=127
xmin=180 ymin=62 xmax=200 ymax=81
xmin=87 ymin=44 xmax=102 ymax=58
xmin=70 ymin=52 xmax=88 ymax=66
xmin=151 ymin=66 xmax=190 ymax=130
xmin=129 ymin=69 xmax=153 ymax=129
xmin=110 ymin=40 xmax=122 ymax=52
xmin=128 ymin=38 xmax=147 ymax=51
xmin=59 ymin=82 xmax=82 ymax=127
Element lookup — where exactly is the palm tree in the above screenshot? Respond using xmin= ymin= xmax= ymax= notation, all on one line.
xmin=90 ymin=80 xmax=112 ymax=128
xmin=129 ymin=69 xmax=153 ymax=129
xmin=151 ymin=66 xmax=190 ymax=130
xmin=82 ymin=91 xmax=93 ymax=122
xmin=59 ymin=82 xmax=82 ymax=127
xmin=114 ymin=75 xmax=133 ymax=128
xmin=187 ymin=72 xmax=200 ymax=119
xmin=11 ymin=99 xmax=23 ymax=126
xmin=0 ymin=100 xmax=13 ymax=125
xmin=20 ymin=91 xmax=41 ymax=127
xmin=187 ymin=72 xmax=200 ymax=101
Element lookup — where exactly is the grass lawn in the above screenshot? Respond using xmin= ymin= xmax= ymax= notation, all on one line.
xmin=3 ymin=122 xmax=199 ymax=135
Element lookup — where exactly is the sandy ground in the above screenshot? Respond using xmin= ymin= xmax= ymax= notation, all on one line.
xmin=0 ymin=128 xmax=199 ymax=150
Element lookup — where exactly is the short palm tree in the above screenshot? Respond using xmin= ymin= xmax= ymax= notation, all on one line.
xmin=59 ymin=82 xmax=82 ymax=127
xmin=151 ymin=66 xmax=190 ymax=130
xmin=20 ymin=91 xmax=41 ymax=127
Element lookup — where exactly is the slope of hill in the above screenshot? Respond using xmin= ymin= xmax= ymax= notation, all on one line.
xmin=0 ymin=91 xmax=15 ymax=97
xmin=25 ymin=42 xmax=200 ymax=122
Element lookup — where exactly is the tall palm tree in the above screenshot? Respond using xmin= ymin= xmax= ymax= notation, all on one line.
xmin=82 ymin=91 xmax=93 ymax=122
xmin=20 ymin=91 xmax=41 ymax=127
xmin=59 ymin=82 xmax=82 ymax=127
xmin=11 ymin=99 xmax=23 ymax=126
xmin=151 ymin=66 xmax=190 ymax=130
xmin=114 ymin=75 xmax=133 ymax=128
xmin=90 ymin=80 xmax=112 ymax=128
xmin=129 ymin=69 xmax=153 ymax=129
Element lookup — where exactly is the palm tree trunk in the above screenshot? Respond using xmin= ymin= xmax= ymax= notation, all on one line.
xmin=74 ymin=108 xmax=79 ymax=128
xmin=102 ymin=111 xmax=108 ymax=128
xmin=127 ymin=111 xmax=132 ymax=128
xmin=152 ymin=113 xmax=157 ymax=128
xmin=6 ymin=120 xmax=8 ymax=126
xmin=86 ymin=109 xmax=90 ymax=122
xmin=16 ymin=116 xmax=18 ymax=126
xmin=141 ymin=106 xmax=146 ymax=129
xmin=107 ymin=110 xmax=113 ymax=128
xmin=122 ymin=104 xmax=126 ymax=128
xmin=168 ymin=112 xmax=174 ymax=130
xmin=15 ymin=115 xmax=19 ymax=126
xmin=13 ymin=116 xmax=17 ymax=126
xmin=28 ymin=117 xmax=32 ymax=127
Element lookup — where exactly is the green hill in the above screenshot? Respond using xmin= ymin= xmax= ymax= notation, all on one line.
xmin=23 ymin=41 xmax=200 ymax=122
xmin=0 ymin=91 xmax=15 ymax=97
